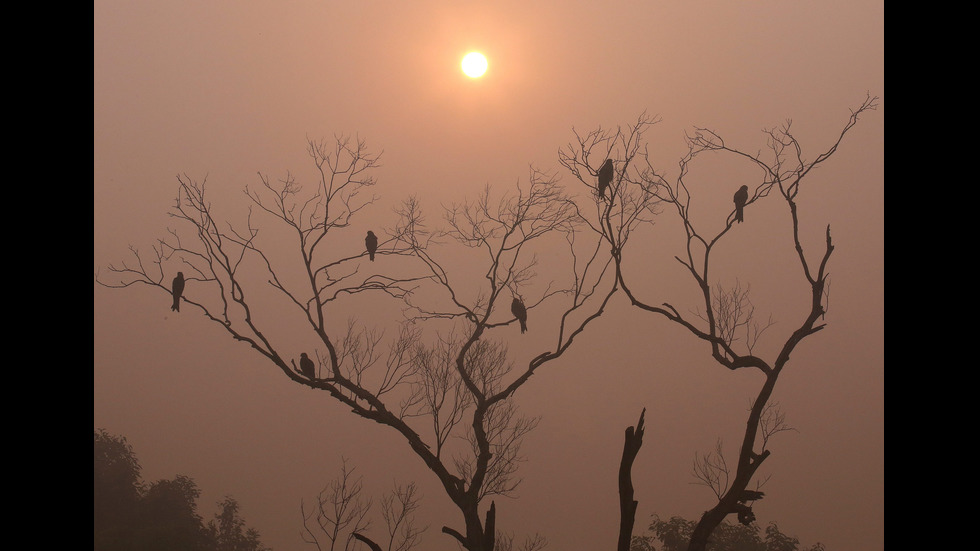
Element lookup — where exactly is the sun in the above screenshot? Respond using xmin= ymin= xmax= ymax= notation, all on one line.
xmin=461 ymin=52 xmax=488 ymax=78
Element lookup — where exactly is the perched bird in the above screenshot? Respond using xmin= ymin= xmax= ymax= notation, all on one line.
xmin=171 ymin=272 xmax=185 ymax=312
xmin=597 ymin=159 xmax=614 ymax=200
xmin=365 ymin=231 xmax=378 ymax=261
xmin=733 ymin=185 xmax=749 ymax=224
xmin=299 ymin=352 xmax=316 ymax=380
xmin=511 ymin=297 xmax=528 ymax=334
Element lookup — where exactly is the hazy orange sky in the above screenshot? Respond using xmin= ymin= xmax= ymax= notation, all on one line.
xmin=94 ymin=2 xmax=883 ymax=550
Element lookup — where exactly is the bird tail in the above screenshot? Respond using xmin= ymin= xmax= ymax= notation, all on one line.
xmin=370 ymin=252 xmax=375 ymax=261
xmin=520 ymin=320 xmax=527 ymax=333
xmin=171 ymin=298 xmax=179 ymax=312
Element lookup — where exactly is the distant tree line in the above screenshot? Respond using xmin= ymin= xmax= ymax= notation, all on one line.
xmin=94 ymin=429 xmax=271 ymax=551
xmin=631 ymin=515 xmax=825 ymax=551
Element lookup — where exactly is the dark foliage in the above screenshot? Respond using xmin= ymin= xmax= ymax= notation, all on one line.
xmin=94 ymin=429 xmax=271 ymax=551
xmin=630 ymin=514 xmax=825 ymax=551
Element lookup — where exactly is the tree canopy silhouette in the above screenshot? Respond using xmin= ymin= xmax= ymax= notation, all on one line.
xmin=94 ymin=429 xmax=270 ymax=551
xmin=631 ymin=514 xmax=825 ymax=551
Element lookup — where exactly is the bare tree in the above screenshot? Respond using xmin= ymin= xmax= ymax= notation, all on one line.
xmin=378 ymin=481 xmax=426 ymax=551
xmin=494 ymin=531 xmax=549 ymax=551
xmin=559 ymin=94 xmax=879 ymax=551
xmin=98 ymin=139 xmax=617 ymax=551
xmin=394 ymin=168 xmax=619 ymax=550
xmin=301 ymin=459 xmax=373 ymax=551
xmin=301 ymin=459 xmax=425 ymax=551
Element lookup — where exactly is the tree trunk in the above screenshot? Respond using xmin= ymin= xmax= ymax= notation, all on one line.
xmin=442 ymin=499 xmax=495 ymax=551
xmin=617 ymin=408 xmax=646 ymax=551
xmin=688 ymin=374 xmax=775 ymax=551
xmin=689 ymin=507 xmax=726 ymax=551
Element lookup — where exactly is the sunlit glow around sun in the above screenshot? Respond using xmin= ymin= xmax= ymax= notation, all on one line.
xmin=461 ymin=52 xmax=488 ymax=78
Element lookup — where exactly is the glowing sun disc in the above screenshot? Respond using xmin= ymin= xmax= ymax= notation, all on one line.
xmin=461 ymin=52 xmax=488 ymax=78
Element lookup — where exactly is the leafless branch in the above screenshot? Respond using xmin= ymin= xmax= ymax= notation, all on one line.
xmin=691 ymin=439 xmax=730 ymax=500
xmin=495 ymin=531 xmax=549 ymax=551
xmin=695 ymin=280 xmax=775 ymax=356
xmin=379 ymin=481 xmax=427 ymax=551
xmin=758 ymin=401 xmax=797 ymax=452
xmin=300 ymin=458 xmax=373 ymax=551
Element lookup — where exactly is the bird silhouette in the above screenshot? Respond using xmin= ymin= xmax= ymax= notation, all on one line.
xmin=733 ymin=185 xmax=748 ymax=224
xmin=511 ymin=297 xmax=528 ymax=334
xmin=299 ymin=352 xmax=316 ymax=380
xmin=597 ymin=159 xmax=614 ymax=200
xmin=171 ymin=272 xmax=185 ymax=312
xmin=365 ymin=231 xmax=378 ymax=261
